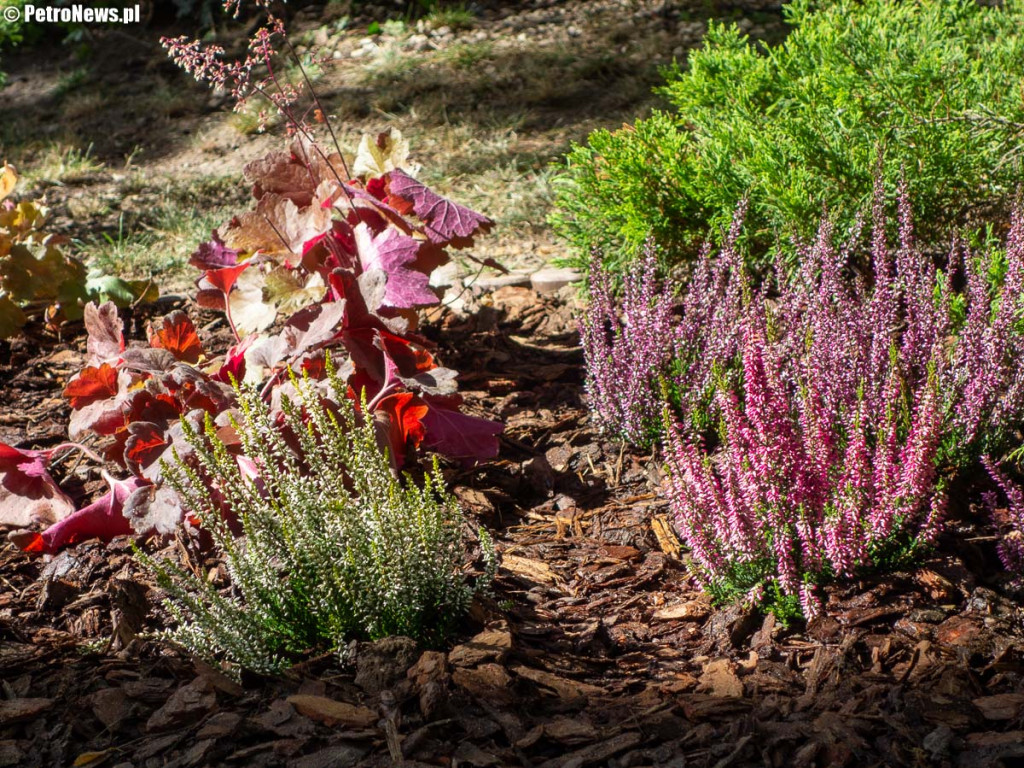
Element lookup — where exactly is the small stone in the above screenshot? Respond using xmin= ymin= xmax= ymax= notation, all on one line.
xmin=470 ymin=272 xmax=531 ymax=290
xmin=531 ymin=267 xmax=581 ymax=295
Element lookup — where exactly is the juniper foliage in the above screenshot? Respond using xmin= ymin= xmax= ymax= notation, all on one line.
xmin=138 ymin=371 xmax=495 ymax=675
xmin=554 ymin=0 xmax=1024 ymax=275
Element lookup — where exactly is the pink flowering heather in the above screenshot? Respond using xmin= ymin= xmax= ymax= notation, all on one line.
xmin=982 ymin=457 xmax=1024 ymax=578
xmin=654 ymin=184 xmax=1024 ymax=617
xmin=664 ymin=314 xmax=947 ymax=617
xmin=579 ymin=242 xmax=677 ymax=448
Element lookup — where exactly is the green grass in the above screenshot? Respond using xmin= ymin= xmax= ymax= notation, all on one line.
xmin=81 ymin=174 xmax=240 ymax=287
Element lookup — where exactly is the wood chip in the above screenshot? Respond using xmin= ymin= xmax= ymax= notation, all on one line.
xmin=501 ymin=554 xmax=559 ymax=584
xmin=698 ymin=658 xmax=744 ymax=698
xmin=513 ymin=666 xmax=603 ymax=702
xmin=651 ymin=514 xmax=681 ymax=559
xmin=536 ymin=731 xmax=642 ymax=768
xmin=449 ymin=628 xmax=513 ymax=667
xmin=973 ymin=693 xmax=1024 ymax=721
xmin=285 ymin=695 xmax=378 ymax=729
xmin=145 ymin=678 xmax=216 ymax=733
xmin=653 ymin=599 xmax=711 ymax=622
xmin=0 ymin=698 xmax=53 ymax=726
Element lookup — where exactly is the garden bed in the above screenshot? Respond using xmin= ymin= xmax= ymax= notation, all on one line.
xmin=1 ymin=285 xmax=1023 ymax=768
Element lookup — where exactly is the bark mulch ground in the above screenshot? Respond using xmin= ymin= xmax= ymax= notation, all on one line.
xmin=2 ymin=286 xmax=1024 ymax=768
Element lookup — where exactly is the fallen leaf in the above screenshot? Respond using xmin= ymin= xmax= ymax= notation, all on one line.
xmin=8 ymin=472 xmax=143 ymax=554
xmin=0 ymin=442 xmax=75 ymax=529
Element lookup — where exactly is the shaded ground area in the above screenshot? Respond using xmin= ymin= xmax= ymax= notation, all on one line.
xmin=0 ymin=0 xmax=787 ymax=290
xmin=1 ymin=286 xmax=1024 ymax=768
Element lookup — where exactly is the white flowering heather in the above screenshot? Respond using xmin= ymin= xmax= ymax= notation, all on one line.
xmin=580 ymin=241 xmax=677 ymax=447
xmin=138 ymin=371 xmax=495 ymax=675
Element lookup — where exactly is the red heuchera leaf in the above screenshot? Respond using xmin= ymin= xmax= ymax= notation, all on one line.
xmin=211 ymin=336 xmax=255 ymax=384
xmin=386 ymin=169 xmax=494 ymax=246
xmin=124 ymin=422 xmax=169 ymax=480
xmin=354 ymin=224 xmax=439 ymax=309
xmin=8 ymin=472 xmax=144 ymax=554
xmin=420 ymin=395 xmax=503 ymax=463
xmin=0 ymin=442 xmax=75 ymax=528
xmin=148 ymin=311 xmax=203 ymax=364
xmin=204 ymin=262 xmax=251 ymax=296
xmin=374 ymin=392 xmax=429 ymax=467
xmin=84 ymin=301 xmax=124 ymax=366
xmin=63 ymin=363 xmax=119 ymax=409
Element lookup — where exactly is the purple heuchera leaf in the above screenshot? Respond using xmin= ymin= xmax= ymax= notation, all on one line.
xmin=354 ymin=224 xmax=438 ymax=309
xmin=387 ymin=169 xmax=494 ymax=245
xmin=190 ymin=232 xmax=239 ymax=270
xmin=7 ymin=472 xmax=144 ymax=554
xmin=420 ymin=396 xmax=503 ymax=462
xmin=0 ymin=442 xmax=75 ymax=528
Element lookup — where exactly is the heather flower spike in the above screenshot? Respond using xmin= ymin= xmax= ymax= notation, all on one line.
xmin=587 ymin=178 xmax=1024 ymax=617
xmin=579 ymin=240 xmax=677 ymax=448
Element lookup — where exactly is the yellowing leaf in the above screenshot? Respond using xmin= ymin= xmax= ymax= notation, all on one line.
xmin=228 ymin=265 xmax=278 ymax=336
xmin=0 ymin=200 xmax=47 ymax=234
xmin=264 ymin=267 xmax=326 ymax=317
xmin=0 ymin=163 xmax=16 ymax=203
xmin=353 ymin=128 xmax=414 ymax=179
xmin=73 ymin=749 xmax=112 ymax=766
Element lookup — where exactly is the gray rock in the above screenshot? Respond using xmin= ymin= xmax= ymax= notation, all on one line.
xmin=531 ymin=267 xmax=581 ymax=295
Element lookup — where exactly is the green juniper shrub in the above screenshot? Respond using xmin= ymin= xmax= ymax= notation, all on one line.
xmin=137 ymin=368 xmax=496 ymax=676
xmin=553 ymin=0 xmax=1024 ymax=277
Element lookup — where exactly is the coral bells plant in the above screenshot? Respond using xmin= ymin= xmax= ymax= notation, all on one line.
xmin=1 ymin=2 xmax=502 ymax=554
